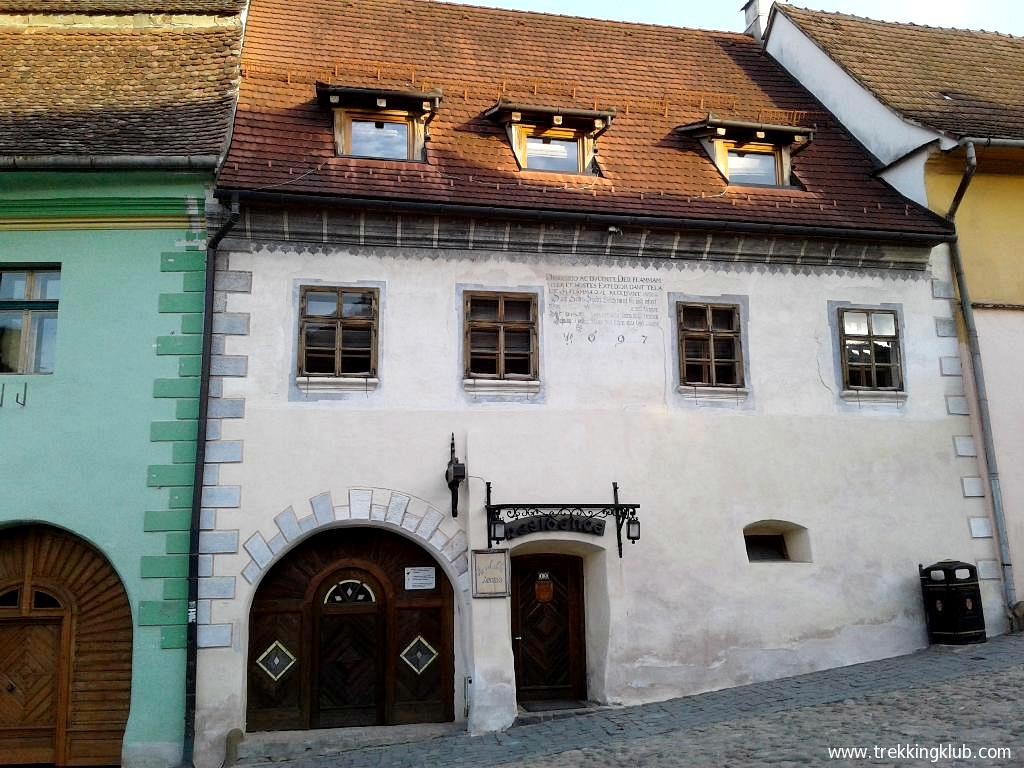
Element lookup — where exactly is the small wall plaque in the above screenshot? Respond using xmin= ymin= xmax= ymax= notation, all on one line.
xmin=404 ymin=566 xmax=436 ymax=590
xmin=472 ymin=549 xmax=510 ymax=598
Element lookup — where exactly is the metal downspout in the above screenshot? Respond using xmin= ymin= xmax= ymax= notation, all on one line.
xmin=182 ymin=196 xmax=240 ymax=768
xmin=946 ymin=141 xmax=1017 ymax=610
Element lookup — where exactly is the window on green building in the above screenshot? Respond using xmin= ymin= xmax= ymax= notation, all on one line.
xmin=0 ymin=268 xmax=60 ymax=374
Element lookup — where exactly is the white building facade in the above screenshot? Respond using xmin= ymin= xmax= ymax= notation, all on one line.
xmin=189 ymin=1 xmax=1006 ymax=764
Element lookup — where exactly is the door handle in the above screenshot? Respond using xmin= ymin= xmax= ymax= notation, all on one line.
xmin=513 ymin=635 xmax=522 ymax=641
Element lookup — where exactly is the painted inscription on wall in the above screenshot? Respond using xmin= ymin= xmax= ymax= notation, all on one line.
xmin=547 ymin=274 xmax=663 ymax=345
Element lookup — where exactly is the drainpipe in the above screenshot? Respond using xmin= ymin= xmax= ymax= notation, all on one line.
xmin=182 ymin=195 xmax=240 ymax=768
xmin=946 ymin=140 xmax=1017 ymax=610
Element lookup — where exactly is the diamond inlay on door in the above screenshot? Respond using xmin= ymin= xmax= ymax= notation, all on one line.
xmin=400 ymin=635 xmax=438 ymax=675
xmin=256 ymin=641 xmax=297 ymax=682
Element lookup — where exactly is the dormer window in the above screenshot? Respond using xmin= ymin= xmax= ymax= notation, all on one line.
xmin=725 ymin=143 xmax=780 ymax=186
xmin=676 ymin=114 xmax=813 ymax=188
xmin=486 ymin=101 xmax=615 ymax=175
xmin=316 ymin=83 xmax=442 ymax=162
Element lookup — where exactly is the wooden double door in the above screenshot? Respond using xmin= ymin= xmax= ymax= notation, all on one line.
xmin=248 ymin=528 xmax=454 ymax=731
xmin=0 ymin=525 xmax=132 ymax=766
xmin=511 ymin=554 xmax=587 ymax=702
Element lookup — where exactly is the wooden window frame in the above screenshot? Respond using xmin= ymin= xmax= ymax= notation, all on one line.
xmin=297 ymin=286 xmax=379 ymax=378
xmin=0 ymin=268 xmax=59 ymax=375
xmin=511 ymin=124 xmax=595 ymax=174
xmin=677 ymin=303 xmax=744 ymax=388
xmin=838 ymin=308 xmax=903 ymax=392
xmin=719 ymin=141 xmax=785 ymax=187
xmin=333 ymin=109 xmax=422 ymax=161
xmin=464 ymin=291 xmax=539 ymax=381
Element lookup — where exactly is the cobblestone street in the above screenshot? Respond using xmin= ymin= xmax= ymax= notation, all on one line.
xmin=242 ymin=635 xmax=1024 ymax=768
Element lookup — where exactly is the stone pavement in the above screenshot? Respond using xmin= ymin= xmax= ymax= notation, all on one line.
xmin=241 ymin=634 xmax=1024 ymax=767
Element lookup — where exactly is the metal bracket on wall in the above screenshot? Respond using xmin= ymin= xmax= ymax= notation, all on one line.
xmin=0 ymin=382 xmax=28 ymax=408
xmin=485 ymin=481 xmax=641 ymax=558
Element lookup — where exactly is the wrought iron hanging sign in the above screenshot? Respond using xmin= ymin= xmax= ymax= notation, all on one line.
xmin=485 ymin=482 xmax=640 ymax=558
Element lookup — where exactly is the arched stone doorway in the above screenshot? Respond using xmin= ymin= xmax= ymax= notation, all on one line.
xmin=247 ymin=527 xmax=455 ymax=731
xmin=0 ymin=524 xmax=132 ymax=766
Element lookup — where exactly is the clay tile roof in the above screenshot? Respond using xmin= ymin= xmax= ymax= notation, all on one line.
xmin=777 ymin=5 xmax=1024 ymax=141
xmin=218 ymin=0 xmax=951 ymax=240
xmin=0 ymin=23 xmax=242 ymax=157
xmin=0 ymin=1 xmax=246 ymax=12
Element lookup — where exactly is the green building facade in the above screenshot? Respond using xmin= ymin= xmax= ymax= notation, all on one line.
xmin=0 ymin=5 xmax=242 ymax=766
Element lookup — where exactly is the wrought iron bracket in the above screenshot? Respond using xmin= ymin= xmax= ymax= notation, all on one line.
xmin=485 ymin=481 xmax=640 ymax=558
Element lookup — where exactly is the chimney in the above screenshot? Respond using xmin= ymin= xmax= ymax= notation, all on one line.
xmin=742 ymin=0 xmax=773 ymax=42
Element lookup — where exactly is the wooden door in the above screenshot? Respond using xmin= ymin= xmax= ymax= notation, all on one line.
xmin=0 ymin=621 xmax=62 ymax=763
xmin=0 ymin=525 xmax=132 ymax=766
xmin=511 ymin=554 xmax=587 ymax=702
xmin=247 ymin=527 xmax=454 ymax=731
xmin=314 ymin=570 xmax=385 ymax=727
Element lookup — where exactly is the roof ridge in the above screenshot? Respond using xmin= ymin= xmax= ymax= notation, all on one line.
xmin=367 ymin=0 xmax=754 ymax=39
xmin=781 ymin=3 xmax=1024 ymax=42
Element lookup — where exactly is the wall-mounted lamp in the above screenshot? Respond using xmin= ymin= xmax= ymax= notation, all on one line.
xmin=445 ymin=434 xmax=467 ymax=517
xmin=626 ymin=512 xmax=640 ymax=543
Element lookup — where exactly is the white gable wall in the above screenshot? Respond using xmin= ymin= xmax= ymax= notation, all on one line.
xmin=765 ymin=12 xmax=946 ymax=175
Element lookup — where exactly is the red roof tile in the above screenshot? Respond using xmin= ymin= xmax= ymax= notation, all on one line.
xmin=0 ymin=1 xmax=245 ymax=12
xmin=0 ymin=24 xmax=241 ymax=157
xmin=217 ymin=0 xmax=950 ymax=240
xmin=778 ymin=5 xmax=1024 ymax=141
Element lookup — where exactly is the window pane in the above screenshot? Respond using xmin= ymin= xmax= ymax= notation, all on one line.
xmin=504 ymin=356 xmax=531 ymax=376
xmin=342 ymin=292 xmax=373 ymax=319
xmin=526 ymin=136 xmax=579 ymax=173
xmin=0 ymin=272 xmax=26 ymax=300
xmin=842 ymin=311 xmax=869 ymax=335
xmin=469 ymin=354 xmax=497 ymax=376
xmin=470 ymin=330 xmax=498 ymax=352
xmin=711 ymin=307 xmax=737 ymax=332
xmin=845 ymin=340 xmax=870 ymax=365
xmin=305 ymin=291 xmax=337 ymax=317
xmin=304 ymin=323 xmax=336 ymax=350
xmin=33 ymin=272 xmax=61 ymax=300
xmin=0 ymin=311 xmax=22 ymax=372
xmin=713 ymin=338 xmax=736 ymax=361
xmin=31 ymin=312 xmax=57 ymax=374
xmin=727 ymin=150 xmax=777 ymax=185
xmin=340 ymin=352 xmax=372 ymax=375
xmin=875 ymin=366 xmax=896 ymax=389
xmin=303 ymin=351 xmax=335 ymax=375
xmin=0 ymin=588 xmax=17 ymax=607
xmin=745 ymin=534 xmax=789 ymax=561
xmin=350 ymin=119 xmax=409 ymax=160
xmin=684 ymin=362 xmax=709 ymax=384
xmin=871 ymin=312 xmax=897 ymax=336
xmin=684 ymin=338 xmax=709 ymax=360
xmin=504 ymin=330 xmax=531 ymax=354
xmin=503 ymin=300 xmax=532 ymax=322
xmin=846 ymin=366 xmax=870 ymax=388
xmin=342 ymin=328 xmax=371 ymax=350
xmin=715 ymin=363 xmax=739 ymax=386
xmin=469 ymin=298 xmax=498 ymax=321
xmin=873 ymin=340 xmax=894 ymax=365
xmin=681 ymin=306 xmax=708 ymax=330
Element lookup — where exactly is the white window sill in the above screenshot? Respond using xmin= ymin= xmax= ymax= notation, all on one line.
xmin=677 ymin=386 xmax=749 ymax=402
xmin=840 ymin=389 xmax=907 ymax=404
xmin=463 ymin=378 xmax=541 ymax=395
xmin=297 ymin=376 xmax=379 ymax=394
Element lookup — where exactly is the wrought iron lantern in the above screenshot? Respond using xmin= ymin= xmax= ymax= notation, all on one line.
xmin=626 ymin=513 xmax=640 ymax=543
xmin=444 ymin=434 xmax=466 ymax=517
xmin=488 ymin=508 xmax=506 ymax=543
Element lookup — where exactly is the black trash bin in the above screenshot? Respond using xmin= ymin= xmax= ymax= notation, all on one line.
xmin=919 ymin=560 xmax=986 ymax=644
